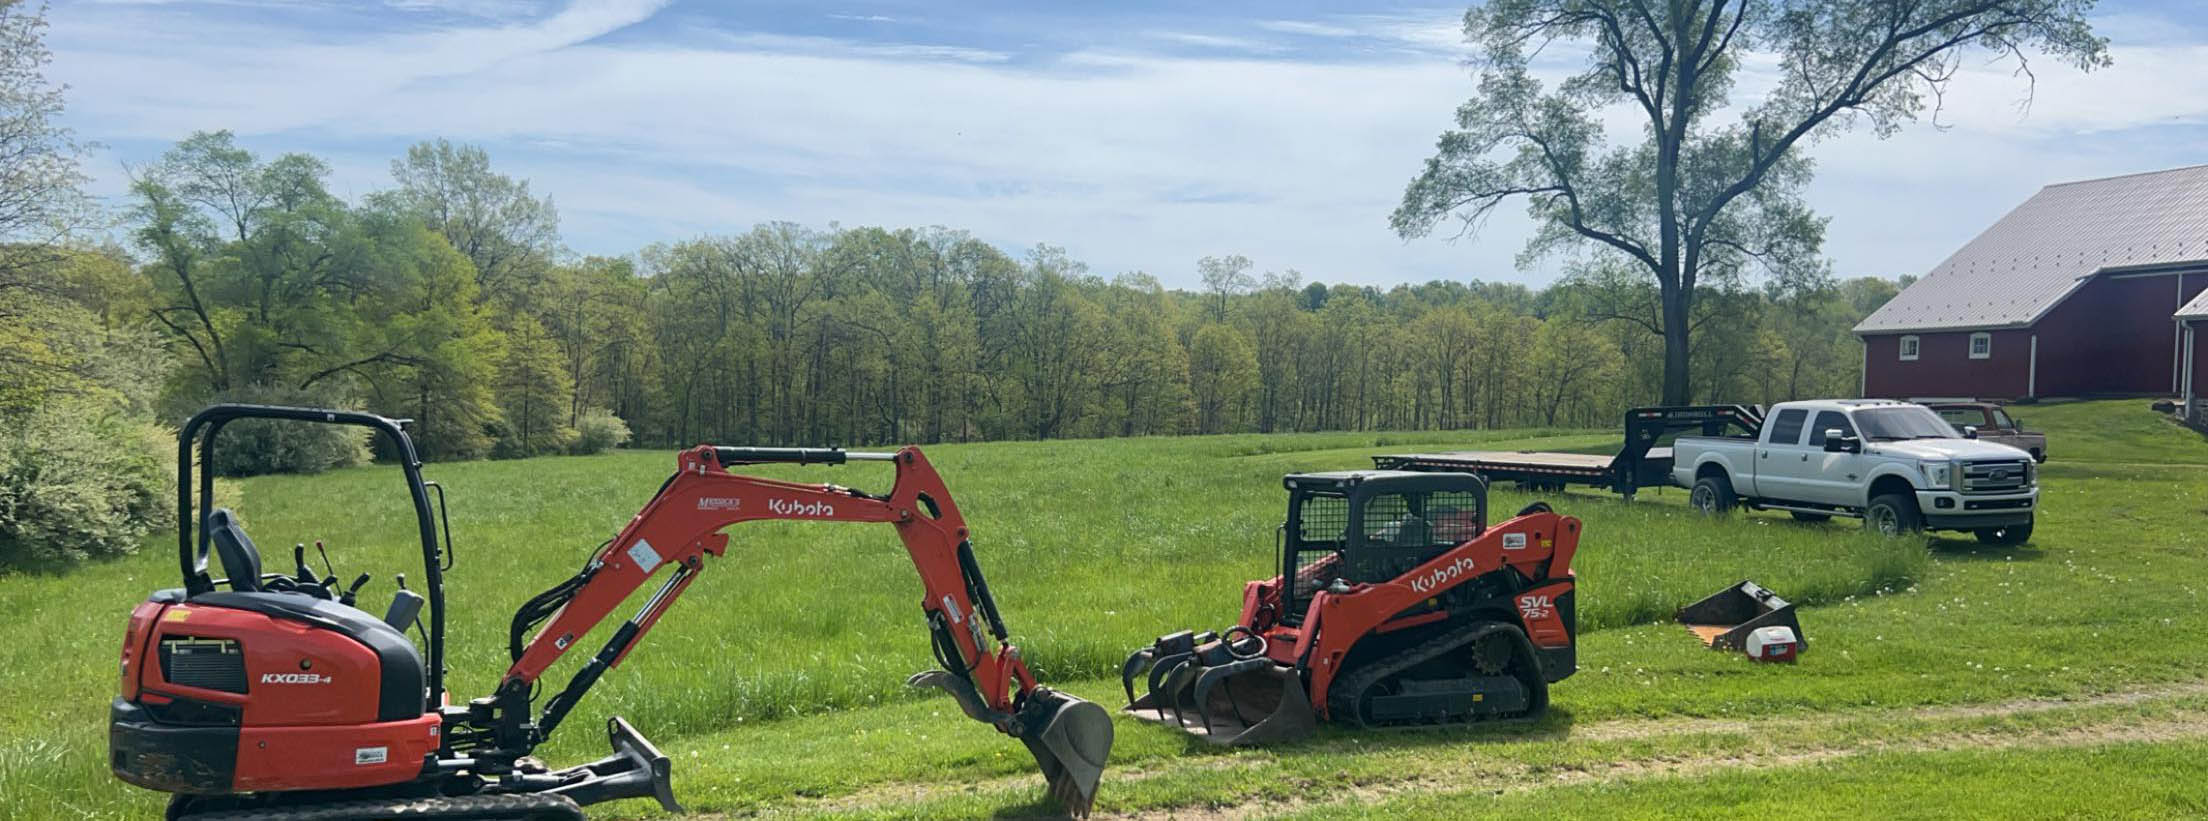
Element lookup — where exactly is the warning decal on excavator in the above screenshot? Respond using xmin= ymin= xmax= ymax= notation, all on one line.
xmin=1502 ymin=533 xmax=1528 ymax=550
xmin=627 ymin=539 xmax=662 ymax=573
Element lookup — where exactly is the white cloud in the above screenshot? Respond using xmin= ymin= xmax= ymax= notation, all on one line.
xmin=1142 ymin=31 xmax=1288 ymax=55
xmin=383 ymin=0 xmax=545 ymax=20
xmin=42 ymin=2 xmax=2208 ymax=290
xmin=1255 ymin=20 xmax=1359 ymax=38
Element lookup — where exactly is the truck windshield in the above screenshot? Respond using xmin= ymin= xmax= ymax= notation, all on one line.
xmin=1854 ymin=407 xmax=1958 ymax=441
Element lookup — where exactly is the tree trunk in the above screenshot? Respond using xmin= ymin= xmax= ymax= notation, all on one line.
xmin=1661 ymin=288 xmax=1691 ymax=405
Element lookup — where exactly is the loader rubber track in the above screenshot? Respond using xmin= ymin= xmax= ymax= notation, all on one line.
xmin=176 ymin=793 xmax=585 ymax=821
xmin=1326 ymin=619 xmax=1546 ymax=729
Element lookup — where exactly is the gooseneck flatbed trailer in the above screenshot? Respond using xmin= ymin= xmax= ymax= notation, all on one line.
xmin=1373 ymin=405 xmax=1764 ymax=499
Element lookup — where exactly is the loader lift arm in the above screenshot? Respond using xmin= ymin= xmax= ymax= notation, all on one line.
xmin=454 ymin=445 xmax=1111 ymax=815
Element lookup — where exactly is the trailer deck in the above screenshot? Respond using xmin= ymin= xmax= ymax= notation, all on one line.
xmin=1374 ymin=406 xmax=1763 ymax=498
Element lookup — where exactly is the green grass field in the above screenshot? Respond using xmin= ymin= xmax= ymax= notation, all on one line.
xmin=5 ymin=400 xmax=2207 ymax=819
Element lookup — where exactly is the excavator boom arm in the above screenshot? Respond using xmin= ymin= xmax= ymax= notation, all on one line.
xmin=490 ymin=445 xmax=1109 ymax=814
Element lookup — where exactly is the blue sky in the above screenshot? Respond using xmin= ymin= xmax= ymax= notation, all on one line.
xmin=44 ymin=0 xmax=2208 ymax=289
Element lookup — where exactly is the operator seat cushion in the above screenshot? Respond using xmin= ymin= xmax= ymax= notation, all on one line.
xmin=206 ymin=508 xmax=262 ymax=592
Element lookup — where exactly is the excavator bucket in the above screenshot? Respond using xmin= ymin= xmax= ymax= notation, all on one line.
xmin=1121 ymin=631 xmax=1318 ymax=746
xmin=1676 ymin=580 xmax=1805 ymax=652
xmin=910 ymin=673 xmax=1112 ymax=817
xmin=1017 ymin=689 xmax=1114 ymax=817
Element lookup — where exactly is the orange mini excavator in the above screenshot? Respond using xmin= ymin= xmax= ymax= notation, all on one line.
xmin=111 ymin=405 xmax=1111 ymax=819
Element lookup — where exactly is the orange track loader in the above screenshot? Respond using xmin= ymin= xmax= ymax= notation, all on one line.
xmin=1124 ymin=470 xmax=1577 ymax=744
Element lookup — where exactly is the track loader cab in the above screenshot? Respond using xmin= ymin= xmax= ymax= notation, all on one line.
xmin=1277 ymin=470 xmax=1490 ymax=626
xmin=1124 ymin=470 xmax=1579 ymax=746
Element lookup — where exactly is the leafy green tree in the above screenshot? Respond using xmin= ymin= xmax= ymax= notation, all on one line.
xmin=0 ymin=0 xmax=92 ymax=287
xmin=1395 ymin=0 xmax=2106 ymax=404
xmin=378 ymin=139 xmax=560 ymax=303
xmin=1188 ymin=323 xmax=1258 ymax=433
xmin=1198 ymin=255 xmax=1255 ymax=322
xmin=1526 ymin=320 xmax=1623 ymax=426
xmin=492 ymin=317 xmax=577 ymax=457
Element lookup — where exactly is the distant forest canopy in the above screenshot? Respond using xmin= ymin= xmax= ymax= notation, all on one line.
xmin=55 ymin=131 xmax=1906 ymax=462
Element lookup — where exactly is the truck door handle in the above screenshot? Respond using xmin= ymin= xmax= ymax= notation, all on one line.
xmin=1800 ymin=454 xmax=1809 ymax=462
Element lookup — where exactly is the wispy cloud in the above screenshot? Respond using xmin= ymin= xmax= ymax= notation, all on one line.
xmin=1142 ymin=31 xmax=1288 ymax=55
xmin=1255 ymin=20 xmax=1360 ymax=38
xmin=40 ymin=1 xmax=2208 ymax=288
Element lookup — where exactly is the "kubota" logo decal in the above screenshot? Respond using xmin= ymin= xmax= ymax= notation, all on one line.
xmin=261 ymin=672 xmax=332 ymax=685
xmin=768 ymin=498 xmax=834 ymax=517
xmin=1408 ymin=556 xmax=1480 ymax=593
xmin=1518 ymin=594 xmax=1554 ymax=621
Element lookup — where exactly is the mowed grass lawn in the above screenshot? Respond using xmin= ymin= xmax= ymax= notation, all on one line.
xmin=4 ymin=400 xmax=2207 ymax=819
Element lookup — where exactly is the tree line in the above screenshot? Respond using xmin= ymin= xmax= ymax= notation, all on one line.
xmin=98 ymin=128 xmax=1899 ymax=459
xmin=26 ymin=127 xmax=1915 ymax=459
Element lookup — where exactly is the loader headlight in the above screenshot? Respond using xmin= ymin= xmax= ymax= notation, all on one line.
xmin=1921 ymin=460 xmax=1958 ymax=490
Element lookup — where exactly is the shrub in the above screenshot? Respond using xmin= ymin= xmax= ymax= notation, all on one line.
xmin=0 ymin=402 xmax=174 ymax=570
xmin=201 ymin=384 xmax=372 ymax=477
xmin=572 ymin=408 xmax=632 ymax=455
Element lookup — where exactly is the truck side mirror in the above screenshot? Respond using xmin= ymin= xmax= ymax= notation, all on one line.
xmin=1822 ymin=429 xmax=1858 ymax=453
xmin=1962 ymin=425 xmax=1978 ymax=439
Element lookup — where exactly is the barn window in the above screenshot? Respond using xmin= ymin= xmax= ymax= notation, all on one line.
xmin=1899 ymin=335 xmax=1920 ymax=361
xmin=1969 ymin=332 xmax=1992 ymax=359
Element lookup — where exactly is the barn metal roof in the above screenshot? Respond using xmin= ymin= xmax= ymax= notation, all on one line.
xmin=1854 ymin=164 xmax=2208 ymax=335
xmin=2177 ymin=287 xmax=2208 ymax=321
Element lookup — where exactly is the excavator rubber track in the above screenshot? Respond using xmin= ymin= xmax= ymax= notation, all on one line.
xmin=173 ymin=793 xmax=584 ymax=821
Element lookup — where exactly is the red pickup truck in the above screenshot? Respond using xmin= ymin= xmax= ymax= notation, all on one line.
xmin=1926 ymin=402 xmax=2047 ymax=463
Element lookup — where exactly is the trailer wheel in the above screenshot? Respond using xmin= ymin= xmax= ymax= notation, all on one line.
xmin=1863 ymin=494 xmax=1921 ymax=536
xmin=1690 ymin=475 xmax=1736 ymax=516
xmin=1974 ymin=516 xmax=2033 ymax=545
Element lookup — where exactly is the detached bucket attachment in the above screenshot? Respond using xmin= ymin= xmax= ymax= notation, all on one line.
xmin=1121 ymin=629 xmax=1318 ymax=746
xmin=1676 ymin=580 xmax=1805 ymax=653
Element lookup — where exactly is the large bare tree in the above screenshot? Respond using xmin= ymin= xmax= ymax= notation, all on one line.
xmin=1394 ymin=0 xmax=2106 ymax=403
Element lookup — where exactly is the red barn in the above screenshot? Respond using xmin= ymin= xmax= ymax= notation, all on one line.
xmin=1855 ymin=165 xmax=2208 ymax=401
xmin=2179 ymin=290 xmax=2208 ymax=423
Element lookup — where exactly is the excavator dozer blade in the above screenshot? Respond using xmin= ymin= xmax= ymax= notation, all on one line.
xmin=1016 ymin=688 xmax=1114 ymax=818
xmin=1126 ymin=662 xmax=1317 ymax=746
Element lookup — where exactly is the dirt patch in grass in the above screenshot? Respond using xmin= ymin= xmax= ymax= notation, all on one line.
xmin=707 ymin=677 xmax=2208 ymax=819
xmin=1119 ymin=700 xmax=2208 ymax=821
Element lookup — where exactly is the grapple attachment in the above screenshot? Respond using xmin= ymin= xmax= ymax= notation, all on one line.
xmin=1120 ymin=628 xmax=1318 ymax=746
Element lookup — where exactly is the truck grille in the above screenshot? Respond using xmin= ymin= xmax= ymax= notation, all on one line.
xmin=1962 ymin=460 xmax=2030 ymax=493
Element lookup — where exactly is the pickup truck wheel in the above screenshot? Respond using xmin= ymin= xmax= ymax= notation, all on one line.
xmin=1690 ymin=476 xmax=1736 ymax=516
xmin=1789 ymin=511 xmax=1832 ymax=523
xmin=1975 ymin=517 xmax=2034 ymax=545
xmin=1864 ymin=494 xmax=1922 ymax=536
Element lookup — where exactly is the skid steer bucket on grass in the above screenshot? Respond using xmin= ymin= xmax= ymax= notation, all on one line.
xmin=1120 ymin=629 xmax=1318 ymax=746
xmin=1676 ymin=580 xmax=1804 ymax=652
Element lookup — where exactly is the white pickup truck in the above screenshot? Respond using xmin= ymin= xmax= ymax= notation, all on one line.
xmin=1672 ymin=399 xmax=2039 ymax=544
